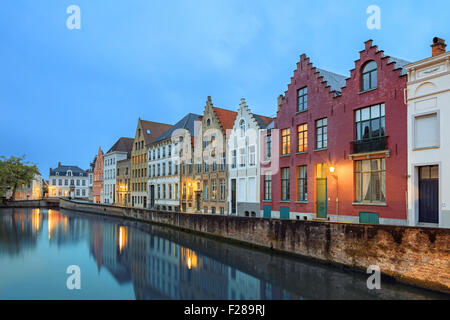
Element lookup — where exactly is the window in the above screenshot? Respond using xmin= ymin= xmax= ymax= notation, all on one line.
xmin=281 ymin=168 xmax=290 ymax=201
xmin=248 ymin=146 xmax=256 ymax=166
xmin=281 ymin=129 xmax=290 ymax=155
xmin=297 ymin=166 xmax=307 ymax=201
xmin=264 ymin=174 xmax=272 ymax=201
xmin=297 ymin=124 xmax=308 ymax=153
xmin=212 ymin=157 xmax=217 ymax=171
xmin=297 ymin=87 xmax=308 ymax=112
xmin=231 ymin=150 xmax=237 ymax=169
xmin=211 ymin=180 xmax=217 ymax=200
xmin=414 ymin=113 xmax=439 ymax=149
xmin=361 ymin=61 xmax=377 ymax=91
xmin=355 ymin=104 xmax=385 ymax=141
xmin=203 ymin=183 xmax=208 ymax=201
xmin=239 ymin=148 xmax=246 ymax=167
xmin=204 ymin=157 xmax=209 ymax=172
xmin=163 ymin=184 xmax=166 ymax=199
xmin=316 ymin=118 xmax=327 ymax=150
xmin=220 ymin=180 xmax=225 ymax=200
xmin=220 ymin=153 xmax=226 ymax=171
xmin=265 ymin=135 xmax=272 ymax=160
xmin=239 ymin=119 xmax=246 ymax=138
xmin=355 ymin=159 xmax=386 ymax=203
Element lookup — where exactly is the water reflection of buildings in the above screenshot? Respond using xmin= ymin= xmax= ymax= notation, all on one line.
xmin=0 ymin=208 xmax=42 ymax=256
xmin=86 ymin=219 xmax=284 ymax=300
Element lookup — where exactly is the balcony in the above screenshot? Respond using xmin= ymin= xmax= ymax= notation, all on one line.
xmin=350 ymin=136 xmax=388 ymax=155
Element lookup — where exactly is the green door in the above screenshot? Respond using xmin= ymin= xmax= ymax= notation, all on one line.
xmin=263 ymin=205 xmax=271 ymax=218
xmin=280 ymin=207 xmax=290 ymax=220
xmin=316 ymin=178 xmax=327 ymax=219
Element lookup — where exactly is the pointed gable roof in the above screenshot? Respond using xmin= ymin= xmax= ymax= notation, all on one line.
xmin=106 ymin=137 xmax=134 ymax=155
xmin=139 ymin=119 xmax=172 ymax=146
xmin=212 ymin=107 xmax=238 ymax=130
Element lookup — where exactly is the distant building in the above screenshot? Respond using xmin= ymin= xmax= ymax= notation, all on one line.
xmin=103 ymin=137 xmax=133 ymax=204
xmin=93 ymin=147 xmax=104 ymax=203
xmin=48 ymin=163 xmax=89 ymax=198
xmin=87 ymin=157 xmax=96 ymax=202
xmin=130 ymin=118 xmax=172 ymax=208
xmin=10 ymin=173 xmax=43 ymax=200
xmin=228 ymin=98 xmax=273 ymax=217
xmin=116 ymin=158 xmax=131 ymax=207
xmin=405 ymin=37 xmax=450 ymax=228
xmin=147 ymin=113 xmax=201 ymax=212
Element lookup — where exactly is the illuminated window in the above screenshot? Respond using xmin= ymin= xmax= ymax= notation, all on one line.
xmin=297 ymin=124 xmax=308 ymax=153
xmin=281 ymin=129 xmax=291 ymax=155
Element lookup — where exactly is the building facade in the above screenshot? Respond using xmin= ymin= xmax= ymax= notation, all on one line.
xmin=228 ymin=98 xmax=273 ymax=217
xmin=93 ymin=147 xmax=104 ymax=203
xmin=262 ymin=40 xmax=409 ymax=225
xmin=181 ymin=97 xmax=237 ymax=215
xmin=10 ymin=173 xmax=43 ymax=200
xmin=116 ymin=158 xmax=131 ymax=207
xmin=103 ymin=137 xmax=133 ymax=204
xmin=130 ymin=119 xmax=172 ymax=209
xmin=147 ymin=113 xmax=201 ymax=212
xmin=48 ymin=163 xmax=89 ymax=198
xmin=405 ymin=37 xmax=450 ymax=228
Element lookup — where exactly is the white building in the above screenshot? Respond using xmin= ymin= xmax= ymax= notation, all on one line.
xmin=48 ymin=163 xmax=89 ymax=198
xmin=103 ymin=137 xmax=133 ymax=204
xmin=8 ymin=173 xmax=43 ymax=200
xmin=147 ymin=113 xmax=201 ymax=212
xmin=228 ymin=99 xmax=273 ymax=217
xmin=405 ymin=37 xmax=450 ymax=228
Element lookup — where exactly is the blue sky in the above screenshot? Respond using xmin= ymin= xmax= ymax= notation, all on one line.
xmin=1 ymin=0 xmax=449 ymax=178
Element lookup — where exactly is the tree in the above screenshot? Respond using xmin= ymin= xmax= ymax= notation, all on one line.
xmin=0 ymin=156 xmax=39 ymax=200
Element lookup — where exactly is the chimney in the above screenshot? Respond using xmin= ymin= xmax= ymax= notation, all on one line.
xmin=431 ymin=37 xmax=447 ymax=57
xmin=58 ymin=162 xmax=61 ymax=167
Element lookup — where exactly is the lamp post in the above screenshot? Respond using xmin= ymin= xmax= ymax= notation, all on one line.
xmin=329 ymin=166 xmax=339 ymax=222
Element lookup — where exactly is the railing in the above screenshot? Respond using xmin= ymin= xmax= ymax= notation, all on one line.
xmin=350 ymin=136 xmax=388 ymax=154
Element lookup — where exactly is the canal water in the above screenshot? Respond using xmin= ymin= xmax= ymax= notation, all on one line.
xmin=0 ymin=208 xmax=447 ymax=300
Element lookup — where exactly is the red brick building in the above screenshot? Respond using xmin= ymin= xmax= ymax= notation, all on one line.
xmin=93 ymin=146 xmax=104 ymax=203
xmin=261 ymin=40 xmax=409 ymax=225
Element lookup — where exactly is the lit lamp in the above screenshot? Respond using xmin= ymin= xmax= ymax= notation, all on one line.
xmin=329 ymin=166 xmax=336 ymax=174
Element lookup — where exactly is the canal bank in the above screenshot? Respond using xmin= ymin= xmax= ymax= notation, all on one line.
xmin=58 ymin=199 xmax=450 ymax=294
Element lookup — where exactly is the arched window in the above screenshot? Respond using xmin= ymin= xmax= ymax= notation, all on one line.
xmin=239 ymin=119 xmax=246 ymax=137
xmin=207 ymin=119 xmax=211 ymax=127
xmin=361 ymin=61 xmax=377 ymax=91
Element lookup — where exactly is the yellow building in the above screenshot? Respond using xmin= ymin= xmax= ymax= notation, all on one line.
xmin=130 ymin=118 xmax=172 ymax=208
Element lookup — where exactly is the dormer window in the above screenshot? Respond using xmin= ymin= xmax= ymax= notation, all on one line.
xmin=361 ymin=61 xmax=377 ymax=91
xmin=56 ymin=172 xmax=59 ymax=176
xmin=67 ymin=170 xmax=72 ymax=177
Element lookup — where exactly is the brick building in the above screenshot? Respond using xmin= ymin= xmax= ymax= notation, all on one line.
xmin=262 ymin=40 xmax=409 ymax=225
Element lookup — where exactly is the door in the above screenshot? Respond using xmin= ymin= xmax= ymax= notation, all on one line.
xmin=263 ymin=205 xmax=271 ymax=218
xmin=419 ymin=166 xmax=439 ymax=224
xmin=316 ymin=178 xmax=327 ymax=219
xmin=196 ymin=192 xmax=201 ymax=211
xmin=150 ymin=185 xmax=155 ymax=208
xmin=231 ymin=179 xmax=237 ymax=214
